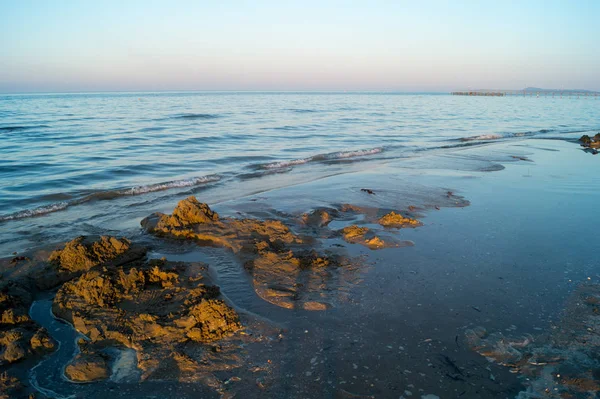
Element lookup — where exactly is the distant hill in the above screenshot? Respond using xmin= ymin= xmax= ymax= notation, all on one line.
xmin=456 ymin=87 xmax=600 ymax=95
xmin=523 ymin=87 xmax=599 ymax=94
xmin=451 ymin=87 xmax=600 ymax=96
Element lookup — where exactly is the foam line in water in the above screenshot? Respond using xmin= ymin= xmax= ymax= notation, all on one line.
xmin=0 ymin=202 xmax=70 ymax=221
xmin=261 ymin=147 xmax=384 ymax=169
xmin=459 ymin=128 xmax=568 ymax=142
xmin=0 ymin=175 xmax=221 ymax=222
xmin=460 ymin=134 xmax=503 ymax=142
xmin=123 ymin=175 xmax=221 ymax=195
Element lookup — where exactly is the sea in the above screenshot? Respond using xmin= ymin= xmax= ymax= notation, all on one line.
xmin=1 ymin=91 xmax=599 ymax=255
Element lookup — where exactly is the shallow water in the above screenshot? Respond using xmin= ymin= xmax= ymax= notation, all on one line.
xmin=20 ymin=139 xmax=599 ymax=398
xmin=1 ymin=92 xmax=599 ymax=255
xmin=3 ymin=92 xmax=598 ymax=398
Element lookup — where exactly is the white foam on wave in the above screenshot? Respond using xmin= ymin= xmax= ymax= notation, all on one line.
xmin=327 ymin=147 xmax=383 ymax=159
xmin=262 ymin=147 xmax=384 ymax=169
xmin=263 ymin=158 xmax=312 ymax=169
xmin=0 ymin=202 xmax=69 ymax=221
xmin=461 ymin=134 xmax=503 ymax=142
xmin=0 ymin=175 xmax=221 ymax=222
xmin=124 ymin=175 xmax=221 ymax=195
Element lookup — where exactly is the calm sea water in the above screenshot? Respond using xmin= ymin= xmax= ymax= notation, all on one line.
xmin=0 ymin=92 xmax=599 ymax=254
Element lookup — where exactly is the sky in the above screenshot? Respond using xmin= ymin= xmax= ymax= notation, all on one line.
xmin=1 ymin=0 xmax=599 ymax=93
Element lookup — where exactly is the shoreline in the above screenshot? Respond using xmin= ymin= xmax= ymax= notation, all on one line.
xmin=2 ymin=89 xmax=600 ymax=258
xmin=0 ymin=138 xmax=598 ymax=398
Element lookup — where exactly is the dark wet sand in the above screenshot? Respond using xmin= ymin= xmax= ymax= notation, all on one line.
xmin=1 ymin=139 xmax=599 ymax=398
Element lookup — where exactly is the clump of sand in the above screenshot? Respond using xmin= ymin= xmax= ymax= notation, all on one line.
xmin=49 ymin=235 xmax=134 ymax=273
xmin=0 ymin=371 xmax=22 ymax=399
xmin=378 ymin=211 xmax=422 ymax=228
xmin=64 ymin=351 xmax=110 ymax=382
xmin=156 ymin=196 xmax=220 ymax=228
xmin=300 ymin=208 xmax=336 ymax=228
xmin=579 ymin=133 xmax=600 ymax=148
xmin=340 ymin=225 xmax=399 ymax=250
xmin=30 ymin=235 xmax=146 ymax=291
xmin=143 ymin=196 xmax=300 ymax=252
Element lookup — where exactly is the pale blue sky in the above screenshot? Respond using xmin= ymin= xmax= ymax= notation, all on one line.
xmin=1 ymin=0 xmax=598 ymax=92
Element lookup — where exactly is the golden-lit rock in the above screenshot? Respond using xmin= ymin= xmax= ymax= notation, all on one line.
xmin=48 ymin=235 xmax=133 ymax=273
xmin=65 ymin=352 xmax=110 ymax=382
xmin=378 ymin=211 xmax=421 ymax=228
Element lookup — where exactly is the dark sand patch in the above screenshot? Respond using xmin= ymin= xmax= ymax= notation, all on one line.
xmin=467 ymin=283 xmax=600 ymax=398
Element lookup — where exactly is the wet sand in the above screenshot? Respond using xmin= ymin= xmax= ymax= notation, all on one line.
xmin=0 ymin=139 xmax=599 ymax=398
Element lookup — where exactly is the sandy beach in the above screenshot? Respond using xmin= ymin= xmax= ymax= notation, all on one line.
xmin=0 ymin=137 xmax=598 ymax=398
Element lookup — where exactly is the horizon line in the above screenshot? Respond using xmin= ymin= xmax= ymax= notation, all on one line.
xmin=0 ymin=89 xmax=455 ymax=95
xmin=2 ymin=87 xmax=598 ymax=96
xmin=0 ymin=86 xmax=600 ymax=96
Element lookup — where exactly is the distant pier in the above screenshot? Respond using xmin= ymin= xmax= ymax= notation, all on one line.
xmin=451 ymin=90 xmax=599 ymax=98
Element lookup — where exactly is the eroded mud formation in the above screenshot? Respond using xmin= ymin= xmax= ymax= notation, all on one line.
xmin=0 ymin=188 xmax=463 ymax=396
xmin=53 ymin=256 xmax=242 ymax=382
xmin=340 ymin=225 xmax=388 ymax=249
xmin=143 ymin=197 xmax=430 ymax=309
xmin=300 ymin=208 xmax=336 ymax=228
xmin=32 ymin=235 xmax=146 ymax=291
xmin=0 ymin=279 xmax=56 ymax=397
xmin=0 ymin=234 xmax=250 ymax=396
xmin=466 ymin=283 xmax=600 ymax=398
xmin=0 ymin=288 xmax=55 ymax=364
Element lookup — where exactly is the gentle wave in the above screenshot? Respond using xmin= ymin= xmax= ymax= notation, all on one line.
xmin=261 ymin=147 xmax=384 ymax=169
xmin=263 ymin=158 xmax=312 ymax=169
xmin=0 ymin=125 xmax=50 ymax=132
xmin=459 ymin=128 xmax=559 ymax=142
xmin=0 ymin=175 xmax=221 ymax=222
xmin=460 ymin=134 xmax=503 ymax=142
xmin=286 ymin=108 xmax=319 ymax=113
xmin=169 ymin=113 xmax=222 ymax=120
xmin=123 ymin=175 xmax=221 ymax=195
xmin=265 ymin=125 xmax=322 ymax=131
xmin=0 ymin=202 xmax=69 ymax=221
